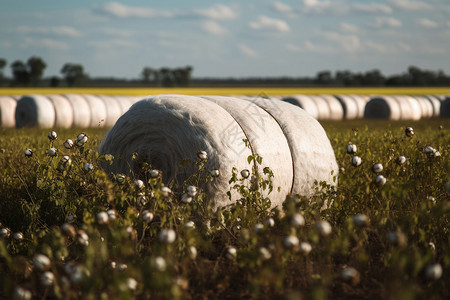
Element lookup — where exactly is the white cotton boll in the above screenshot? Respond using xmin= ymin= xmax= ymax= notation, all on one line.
xmin=107 ymin=209 xmax=117 ymax=221
xmin=353 ymin=214 xmax=370 ymax=227
xmin=64 ymin=139 xmax=74 ymax=149
xmin=13 ymin=232 xmax=23 ymax=241
xmin=341 ymin=267 xmax=360 ymax=285
xmin=48 ymin=131 xmax=57 ymax=140
xmin=141 ymin=210 xmax=154 ymax=223
xmin=33 ymin=254 xmax=51 ymax=271
xmin=284 ymin=235 xmax=299 ymax=249
xmin=161 ymin=186 xmax=171 ymax=197
xmin=291 ymin=213 xmax=305 ymax=227
xmin=96 ymin=212 xmax=109 ymax=225
xmin=240 ymin=169 xmax=250 ymax=178
xmin=405 ymin=127 xmax=414 ymax=137
xmin=149 ymin=169 xmax=159 ymax=178
xmin=13 ymin=286 xmax=32 ymax=300
xmin=425 ymin=264 xmax=442 ymax=280
xmin=352 ymin=156 xmax=362 ymax=167
xmin=424 ymin=146 xmax=437 ymax=157
xmin=159 ymin=228 xmax=176 ymax=244
xmin=127 ymin=278 xmax=138 ymax=291
xmin=265 ymin=217 xmax=275 ymax=228
xmin=299 ymin=242 xmax=312 ymax=255
xmin=84 ymin=163 xmax=94 ymax=172
xmin=188 ymin=246 xmax=197 ymax=259
xmin=24 ymin=149 xmax=33 ymax=157
xmin=315 ymin=221 xmax=332 ymax=236
xmin=254 ymin=223 xmax=264 ymax=233
xmin=134 ymin=179 xmax=144 ymax=189
xmin=346 ymin=144 xmax=357 ymax=154
xmin=226 ymin=247 xmax=237 ymax=260
xmin=259 ymin=247 xmax=271 ymax=260
xmin=118 ymin=263 xmax=128 ymax=271
xmin=75 ymin=133 xmax=88 ymax=147
xmin=427 ymin=196 xmax=436 ymax=203
xmin=387 ymin=231 xmax=407 ymax=247
xmin=375 ymin=175 xmax=386 ymax=186
xmin=372 ymin=163 xmax=383 ymax=173
xmin=0 ymin=227 xmax=11 ymax=238
xmin=186 ymin=185 xmax=197 ymax=197
xmin=210 ymin=169 xmax=220 ymax=177
xmin=181 ymin=193 xmax=192 ymax=204
xmin=154 ymin=256 xmax=166 ymax=271
xmin=197 ymin=150 xmax=208 ymax=160
xmin=185 ymin=221 xmax=195 ymax=230
xmin=397 ymin=156 xmax=406 ymax=165
xmin=47 ymin=148 xmax=57 ymax=157
xmin=136 ymin=192 xmax=147 ymax=207
xmin=77 ymin=230 xmax=89 ymax=246
xmin=40 ymin=272 xmax=55 ymax=286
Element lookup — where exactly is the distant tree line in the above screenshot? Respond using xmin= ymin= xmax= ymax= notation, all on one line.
xmin=1 ymin=56 xmax=450 ymax=87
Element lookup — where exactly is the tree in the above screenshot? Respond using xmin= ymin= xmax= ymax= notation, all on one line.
xmin=315 ymin=70 xmax=333 ymax=85
xmin=27 ymin=56 xmax=46 ymax=86
xmin=11 ymin=60 xmax=30 ymax=86
xmin=0 ymin=58 xmax=6 ymax=77
xmin=61 ymin=63 xmax=86 ymax=86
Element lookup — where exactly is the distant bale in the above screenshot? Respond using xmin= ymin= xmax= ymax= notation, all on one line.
xmin=64 ymin=94 xmax=91 ymax=128
xmin=97 ymin=95 xmax=123 ymax=127
xmin=425 ymin=96 xmax=441 ymax=117
xmin=310 ymin=95 xmax=331 ymax=120
xmin=320 ymin=95 xmax=344 ymax=120
xmin=441 ymin=97 xmax=450 ymax=118
xmin=47 ymin=94 xmax=74 ymax=128
xmin=82 ymin=94 xmax=107 ymax=128
xmin=0 ymin=96 xmax=18 ymax=128
xmin=413 ymin=96 xmax=433 ymax=119
xmin=114 ymin=96 xmax=134 ymax=114
xmin=335 ymin=95 xmax=359 ymax=120
xmin=15 ymin=95 xmax=55 ymax=128
xmin=350 ymin=95 xmax=369 ymax=118
xmin=364 ymin=96 xmax=401 ymax=120
xmin=282 ymin=95 xmax=319 ymax=119
xmin=394 ymin=96 xmax=421 ymax=120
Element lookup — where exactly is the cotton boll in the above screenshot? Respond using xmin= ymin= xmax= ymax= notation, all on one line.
xmin=291 ymin=213 xmax=305 ymax=227
xmin=375 ymin=175 xmax=386 ymax=186
xmin=197 ymin=150 xmax=208 ymax=160
xmin=387 ymin=231 xmax=407 ymax=247
xmin=188 ymin=246 xmax=197 ymax=259
xmin=159 ymin=228 xmax=176 ymax=244
xmin=425 ymin=264 xmax=442 ymax=280
xmin=341 ymin=267 xmax=360 ymax=285
xmin=107 ymin=209 xmax=117 ymax=221
xmin=40 ymin=272 xmax=55 ymax=286
xmin=24 ymin=149 xmax=33 ymax=157
xmin=299 ymin=242 xmax=312 ymax=255
xmin=0 ymin=227 xmax=11 ymax=238
xmin=265 ymin=217 xmax=275 ymax=228
xmin=353 ymin=214 xmax=370 ymax=227
xmin=186 ymin=185 xmax=197 ymax=197
xmin=346 ymin=144 xmax=357 ymax=154
xmin=149 ymin=169 xmax=159 ymax=178
xmin=181 ymin=193 xmax=192 ymax=204
xmin=48 ymin=131 xmax=57 ymax=140
xmin=96 ymin=212 xmax=109 ymax=225
xmin=77 ymin=230 xmax=89 ymax=246
xmin=64 ymin=139 xmax=74 ymax=149
xmin=47 ymin=148 xmax=57 ymax=157
xmin=284 ymin=236 xmax=299 ymax=249
xmin=134 ymin=179 xmax=144 ymax=189
xmin=405 ymin=127 xmax=414 ymax=137
xmin=315 ymin=221 xmax=332 ymax=236
xmin=397 ymin=156 xmax=406 ymax=165
xmin=154 ymin=256 xmax=166 ymax=271
xmin=240 ymin=169 xmax=250 ymax=178
xmin=33 ymin=254 xmax=51 ymax=271
xmin=13 ymin=286 xmax=32 ymax=300
xmin=161 ymin=186 xmax=171 ymax=197
xmin=210 ymin=169 xmax=220 ymax=177
xmin=75 ymin=133 xmax=88 ymax=147
xmin=254 ymin=223 xmax=264 ymax=233
xmin=372 ymin=163 xmax=383 ymax=173
xmin=141 ymin=210 xmax=154 ymax=223
xmin=84 ymin=163 xmax=94 ymax=172
xmin=61 ymin=223 xmax=76 ymax=239
xmin=352 ymin=156 xmax=362 ymax=167
xmin=226 ymin=247 xmax=237 ymax=260
xmin=13 ymin=232 xmax=23 ymax=241
xmin=127 ymin=278 xmax=138 ymax=291
xmin=259 ymin=247 xmax=272 ymax=260
xmin=184 ymin=221 xmax=195 ymax=230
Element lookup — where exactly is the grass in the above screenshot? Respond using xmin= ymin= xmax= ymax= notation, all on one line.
xmin=1 ymin=87 xmax=450 ymax=96
xmin=0 ymin=119 xmax=449 ymax=299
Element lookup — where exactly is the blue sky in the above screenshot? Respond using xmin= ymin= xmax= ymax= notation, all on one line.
xmin=1 ymin=0 xmax=449 ymax=79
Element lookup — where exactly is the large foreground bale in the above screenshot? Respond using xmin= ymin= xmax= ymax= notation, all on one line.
xmin=64 ymin=94 xmax=91 ymax=128
xmin=47 ymin=95 xmax=74 ymax=128
xmin=441 ymin=97 xmax=450 ymax=118
xmin=282 ymin=95 xmax=319 ymax=119
xmin=364 ymin=96 xmax=401 ymax=120
xmin=0 ymin=96 xmax=17 ymax=128
xmin=15 ymin=95 xmax=55 ymax=128
xmin=82 ymin=94 xmax=107 ymax=127
xmin=97 ymin=95 xmax=123 ymax=127
xmin=99 ymin=95 xmax=338 ymax=208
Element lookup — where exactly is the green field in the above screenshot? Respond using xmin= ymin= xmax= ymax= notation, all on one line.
xmin=0 ymin=119 xmax=449 ymax=299
xmin=1 ymin=87 xmax=450 ymax=96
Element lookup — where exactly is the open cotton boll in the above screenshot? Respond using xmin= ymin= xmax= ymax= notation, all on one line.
xmin=282 ymin=95 xmax=319 ymax=119
xmin=0 ymin=96 xmax=17 ymax=128
xmin=47 ymin=94 xmax=74 ymax=128
xmin=99 ymin=95 xmax=253 ymax=209
xmin=64 ymin=94 xmax=91 ymax=128
xmin=15 ymin=95 xmax=55 ymax=128
xmin=82 ymin=94 xmax=107 ymax=128
xmin=97 ymin=95 xmax=123 ymax=127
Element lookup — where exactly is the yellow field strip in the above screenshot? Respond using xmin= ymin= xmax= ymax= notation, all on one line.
xmin=0 ymin=87 xmax=449 ymax=96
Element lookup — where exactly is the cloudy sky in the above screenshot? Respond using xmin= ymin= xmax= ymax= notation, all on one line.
xmin=1 ymin=0 xmax=449 ymax=79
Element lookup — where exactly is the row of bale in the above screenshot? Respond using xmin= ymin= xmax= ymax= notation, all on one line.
xmin=0 ymin=94 xmax=449 ymax=128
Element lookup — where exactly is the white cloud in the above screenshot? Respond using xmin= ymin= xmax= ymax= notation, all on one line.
xmin=417 ymin=18 xmax=439 ymax=29
xmin=387 ymin=0 xmax=432 ymax=11
xmin=272 ymin=2 xmax=293 ymax=13
xmin=249 ymin=16 xmax=290 ymax=32
xmin=14 ymin=26 xmax=82 ymax=37
xmin=372 ymin=17 xmax=402 ymax=28
xmin=397 ymin=42 xmax=412 ymax=52
xmin=286 ymin=43 xmax=302 ymax=52
xmin=20 ymin=38 xmax=68 ymax=50
xmin=0 ymin=41 xmax=12 ymax=48
xmin=195 ymin=4 xmax=237 ymax=20
xmin=365 ymin=41 xmax=387 ymax=53
xmin=97 ymin=28 xmax=133 ymax=37
xmin=304 ymin=41 xmax=336 ymax=54
xmin=201 ymin=21 xmax=228 ymax=36
xmin=340 ymin=23 xmax=359 ymax=34
xmin=89 ymin=39 xmax=138 ymax=49
xmin=238 ymin=44 xmax=257 ymax=57
xmin=352 ymin=3 xmax=392 ymax=14
xmin=96 ymin=2 xmax=174 ymax=18
xmin=324 ymin=32 xmax=361 ymax=53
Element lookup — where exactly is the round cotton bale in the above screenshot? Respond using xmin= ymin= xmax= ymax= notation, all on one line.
xmin=82 ymin=94 xmax=107 ymax=128
xmin=243 ymin=96 xmax=338 ymax=197
xmin=395 ymin=96 xmax=421 ymax=120
xmin=282 ymin=95 xmax=319 ymax=119
xmin=350 ymin=95 xmax=369 ymax=119
xmin=441 ymin=97 xmax=450 ymax=118
xmin=309 ymin=95 xmax=331 ymax=120
xmin=201 ymin=95 xmax=292 ymax=206
xmin=64 ymin=94 xmax=91 ymax=128
xmin=425 ymin=96 xmax=441 ymax=117
xmin=15 ymin=95 xmax=55 ymax=128
xmin=335 ymin=95 xmax=358 ymax=120
xmin=99 ymin=95 xmax=254 ymax=208
xmin=46 ymin=94 xmax=74 ymax=129
xmin=0 ymin=96 xmax=18 ymax=128
xmin=364 ymin=96 xmax=401 ymax=120
xmin=319 ymin=95 xmax=344 ymax=120
xmin=413 ymin=96 xmax=433 ymax=119
xmin=96 ymin=95 xmax=123 ymax=127
xmin=114 ymin=96 xmax=134 ymax=114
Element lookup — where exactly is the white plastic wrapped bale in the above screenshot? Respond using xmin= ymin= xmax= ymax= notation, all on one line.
xmin=0 ymin=96 xmax=17 ymax=128
xmin=350 ymin=95 xmax=369 ymax=119
xmin=202 ymin=95 xmax=292 ymax=206
xmin=441 ymin=97 xmax=450 ymax=118
xmin=97 ymin=95 xmax=123 ymax=127
xmin=319 ymin=95 xmax=344 ymax=120
xmin=425 ymin=96 xmax=441 ymax=117
xmin=82 ymin=94 xmax=107 ymax=127
xmin=335 ymin=95 xmax=359 ymax=120
xmin=47 ymin=94 xmax=74 ymax=128
xmin=99 ymin=95 xmax=254 ymax=208
xmin=64 ymin=94 xmax=91 ymax=128
xmin=15 ymin=95 xmax=55 ymax=128
xmin=310 ymin=95 xmax=331 ymax=120
xmin=364 ymin=96 xmax=401 ymax=120
xmin=395 ymin=96 xmax=421 ymax=120
xmin=413 ymin=96 xmax=433 ymax=119
xmin=114 ymin=96 xmax=134 ymax=114
xmin=244 ymin=96 xmax=338 ymax=198
xmin=282 ymin=95 xmax=319 ymax=119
